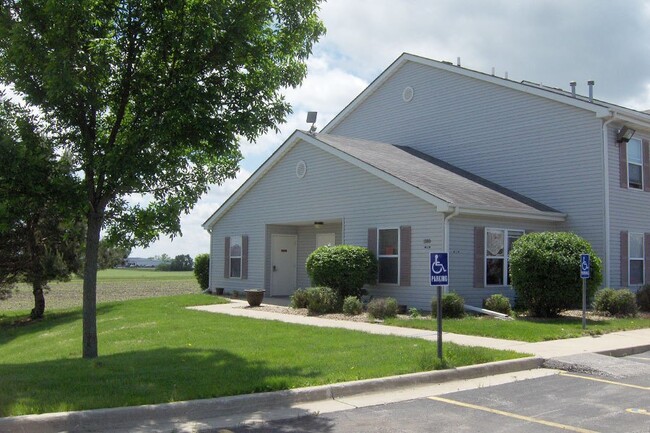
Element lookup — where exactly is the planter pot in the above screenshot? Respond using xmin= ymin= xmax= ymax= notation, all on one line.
xmin=215 ymin=287 xmax=224 ymax=296
xmin=245 ymin=289 xmax=265 ymax=307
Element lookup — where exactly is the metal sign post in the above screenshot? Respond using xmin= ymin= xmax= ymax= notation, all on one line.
xmin=430 ymin=252 xmax=449 ymax=360
xmin=580 ymin=254 xmax=590 ymax=330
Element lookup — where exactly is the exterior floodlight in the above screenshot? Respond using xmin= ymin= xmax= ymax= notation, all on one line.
xmin=616 ymin=126 xmax=636 ymax=143
xmin=306 ymin=111 xmax=317 ymax=134
xmin=313 ymin=221 xmax=324 ymax=229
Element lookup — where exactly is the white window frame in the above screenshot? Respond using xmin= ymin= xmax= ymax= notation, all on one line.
xmin=627 ymin=138 xmax=643 ymax=190
xmin=485 ymin=228 xmax=524 ymax=287
xmin=629 ymin=232 xmax=644 ymax=286
xmin=229 ymin=235 xmax=242 ymax=279
xmin=377 ymin=228 xmax=400 ymax=285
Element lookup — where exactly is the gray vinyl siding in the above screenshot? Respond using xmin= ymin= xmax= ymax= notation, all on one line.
xmin=209 ymin=139 xmax=445 ymax=310
xmin=449 ymin=215 xmax=561 ymax=307
xmin=330 ymin=61 xmax=606 ymax=261
xmin=608 ymin=126 xmax=650 ymax=288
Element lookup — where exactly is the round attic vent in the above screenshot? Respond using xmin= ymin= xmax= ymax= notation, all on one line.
xmin=296 ymin=160 xmax=307 ymax=179
xmin=402 ymin=86 xmax=414 ymax=102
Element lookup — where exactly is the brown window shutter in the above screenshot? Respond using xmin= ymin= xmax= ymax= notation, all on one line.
xmin=620 ymin=141 xmax=628 ymax=189
xmin=224 ymin=237 xmax=230 ymax=279
xmin=474 ymin=227 xmax=485 ymax=288
xmin=241 ymin=235 xmax=249 ymax=280
xmin=399 ymin=226 xmax=411 ymax=286
xmin=368 ymin=228 xmax=377 ymax=256
xmin=643 ymin=233 xmax=650 ymax=284
xmin=368 ymin=228 xmax=378 ymax=283
xmin=620 ymin=231 xmax=628 ymax=286
xmin=641 ymin=139 xmax=650 ymax=191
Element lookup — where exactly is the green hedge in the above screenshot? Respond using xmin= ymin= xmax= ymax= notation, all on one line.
xmin=193 ymin=253 xmax=210 ymax=290
xmin=509 ymin=232 xmax=602 ymax=317
xmin=306 ymin=245 xmax=377 ymax=298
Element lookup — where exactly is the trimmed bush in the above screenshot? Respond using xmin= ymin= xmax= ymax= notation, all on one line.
xmin=483 ymin=294 xmax=512 ymax=315
xmin=193 ymin=253 xmax=210 ymax=290
xmin=367 ymin=297 xmax=398 ymax=319
xmin=306 ymin=245 xmax=377 ymax=298
xmin=431 ymin=292 xmax=465 ymax=318
xmin=593 ymin=288 xmax=638 ymax=317
xmin=509 ymin=232 xmax=602 ymax=317
xmin=304 ymin=287 xmax=340 ymax=315
xmin=290 ymin=288 xmax=310 ymax=309
xmin=637 ymin=284 xmax=650 ymax=312
xmin=342 ymin=296 xmax=364 ymax=316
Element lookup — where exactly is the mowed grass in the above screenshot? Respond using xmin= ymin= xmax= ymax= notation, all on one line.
xmin=0 ymin=295 xmax=526 ymax=416
xmin=385 ymin=315 xmax=650 ymax=342
xmin=2 ymin=268 xmax=199 ymax=311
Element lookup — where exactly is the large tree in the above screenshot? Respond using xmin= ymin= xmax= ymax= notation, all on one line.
xmin=0 ymin=96 xmax=85 ymax=319
xmin=0 ymin=0 xmax=325 ymax=357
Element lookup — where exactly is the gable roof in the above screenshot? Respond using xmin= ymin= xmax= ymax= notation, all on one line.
xmin=203 ymin=131 xmax=565 ymax=229
xmin=315 ymin=133 xmax=562 ymax=217
xmin=322 ymin=53 xmax=650 ymax=134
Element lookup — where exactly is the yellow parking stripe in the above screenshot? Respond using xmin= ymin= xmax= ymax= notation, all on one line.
xmin=559 ymin=372 xmax=650 ymax=391
xmin=428 ymin=396 xmax=599 ymax=433
xmin=626 ymin=408 xmax=650 ymax=416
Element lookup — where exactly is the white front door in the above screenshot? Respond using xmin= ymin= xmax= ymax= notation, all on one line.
xmin=271 ymin=234 xmax=297 ymax=296
xmin=316 ymin=232 xmax=336 ymax=248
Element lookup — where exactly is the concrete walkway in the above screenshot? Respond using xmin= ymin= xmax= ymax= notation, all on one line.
xmin=189 ymin=299 xmax=650 ymax=358
xmin=3 ymin=300 xmax=650 ymax=433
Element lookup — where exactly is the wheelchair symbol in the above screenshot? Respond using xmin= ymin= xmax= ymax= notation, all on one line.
xmin=431 ymin=254 xmax=447 ymax=275
xmin=581 ymin=260 xmax=589 ymax=272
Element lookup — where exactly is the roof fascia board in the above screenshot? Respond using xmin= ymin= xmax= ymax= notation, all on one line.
xmin=406 ymin=54 xmax=611 ymax=117
xmin=305 ymin=133 xmax=452 ymax=212
xmin=458 ymin=206 xmax=566 ymax=222
xmin=324 ymin=53 xmax=612 ymax=133
xmin=202 ymin=131 xmax=304 ymax=229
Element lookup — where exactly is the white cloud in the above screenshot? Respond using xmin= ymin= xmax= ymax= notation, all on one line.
xmin=239 ymin=54 xmax=368 ymax=169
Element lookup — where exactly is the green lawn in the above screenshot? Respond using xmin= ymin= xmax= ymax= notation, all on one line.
xmin=0 ymin=295 xmax=526 ymax=416
xmin=385 ymin=315 xmax=650 ymax=342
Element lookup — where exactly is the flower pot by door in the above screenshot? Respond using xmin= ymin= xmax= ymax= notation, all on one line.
xmin=245 ymin=289 xmax=265 ymax=307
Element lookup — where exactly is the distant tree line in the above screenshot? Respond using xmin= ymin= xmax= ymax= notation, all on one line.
xmin=156 ymin=254 xmax=193 ymax=272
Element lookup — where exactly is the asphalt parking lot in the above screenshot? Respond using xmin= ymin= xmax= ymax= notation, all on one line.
xmin=221 ymin=351 xmax=650 ymax=433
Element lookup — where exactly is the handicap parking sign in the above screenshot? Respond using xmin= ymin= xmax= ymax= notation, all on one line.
xmin=580 ymin=254 xmax=590 ymax=279
xmin=430 ymin=252 xmax=449 ymax=286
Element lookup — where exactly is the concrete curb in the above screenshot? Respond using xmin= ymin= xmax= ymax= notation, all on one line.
xmin=596 ymin=343 xmax=650 ymax=358
xmin=0 ymin=357 xmax=543 ymax=433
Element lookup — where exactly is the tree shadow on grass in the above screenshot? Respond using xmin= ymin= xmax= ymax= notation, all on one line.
xmin=0 ymin=346 xmax=321 ymax=419
xmin=0 ymin=304 xmax=116 ymax=345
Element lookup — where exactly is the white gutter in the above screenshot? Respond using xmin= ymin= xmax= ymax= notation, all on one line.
xmin=443 ymin=206 xmax=460 ymax=253
xmin=441 ymin=207 xmax=461 ymax=294
xmin=603 ymin=112 xmax=617 ymax=287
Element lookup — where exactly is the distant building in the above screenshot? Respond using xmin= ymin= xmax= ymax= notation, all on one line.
xmin=124 ymin=257 xmax=162 ymax=268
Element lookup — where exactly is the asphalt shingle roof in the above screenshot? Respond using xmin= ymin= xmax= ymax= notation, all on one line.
xmin=314 ymin=133 xmax=560 ymax=215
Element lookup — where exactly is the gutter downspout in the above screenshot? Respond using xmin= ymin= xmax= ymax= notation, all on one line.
xmin=443 ymin=206 xmax=460 ymax=252
xmin=603 ymin=112 xmax=617 ymax=288
xmin=443 ymin=206 xmax=460 ymax=293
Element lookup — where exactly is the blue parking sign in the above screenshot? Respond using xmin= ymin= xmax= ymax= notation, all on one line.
xmin=430 ymin=252 xmax=449 ymax=286
xmin=580 ymin=254 xmax=590 ymax=279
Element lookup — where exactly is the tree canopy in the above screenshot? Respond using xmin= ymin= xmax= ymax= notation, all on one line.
xmin=0 ymin=96 xmax=85 ymax=318
xmin=0 ymin=0 xmax=325 ymax=357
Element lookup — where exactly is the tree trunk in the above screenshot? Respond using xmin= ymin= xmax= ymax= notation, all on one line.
xmin=82 ymin=209 xmax=103 ymax=358
xmin=31 ymin=281 xmax=45 ymax=319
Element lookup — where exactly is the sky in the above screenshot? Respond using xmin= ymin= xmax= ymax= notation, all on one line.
xmin=130 ymin=0 xmax=650 ymax=259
